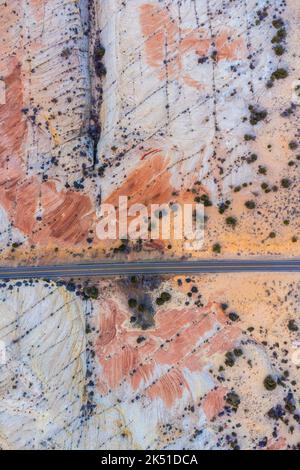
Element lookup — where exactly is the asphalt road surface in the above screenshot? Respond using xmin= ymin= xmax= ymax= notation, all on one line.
xmin=0 ymin=259 xmax=300 ymax=279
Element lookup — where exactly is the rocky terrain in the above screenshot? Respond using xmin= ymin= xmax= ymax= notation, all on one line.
xmin=0 ymin=0 xmax=299 ymax=263
xmin=0 ymin=273 xmax=299 ymax=450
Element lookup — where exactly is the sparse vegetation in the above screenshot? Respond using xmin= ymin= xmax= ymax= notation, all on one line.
xmin=94 ymin=40 xmax=107 ymax=77
xmin=271 ymin=27 xmax=287 ymax=44
xmin=156 ymin=291 xmax=171 ymax=306
xmin=246 ymin=153 xmax=258 ymax=164
xmin=272 ymin=18 xmax=284 ymax=29
xmin=194 ymin=194 xmax=212 ymax=207
xmin=271 ymin=68 xmax=288 ymax=81
xmin=212 ymin=243 xmax=221 ymax=254
xmin=128 ymin=298 xmax=137 ymax=308
xmin=258 ymin=166 xmax=267 ymax=175
xmin=281 ymin=178 xmax=291 ymax=188
xmin=61 ymin=47 xmax=72 ymax=59
xmin=225 ymin=351 xmax=235 ymax=367
xmin=264 ymin=375 xmax=277 ymax=391
xmin=244 ymin=134 xmax=256 ymax=141
xmin=161 ymin=291 xmax=171 ymax=302
xmin=226 ymin=216 xmax=237 ymax=228
xmin=273 ymin=45 xmax=285 ymax=56
xmin=249 ymin=105 xmax=268 ymax=125
xmin=288 ymin=319 xmax=299 ymax=332
xmin=289 ymin=141 xmax=298 ymax=150
xmin=229 ymin=312 xmax=240 ymax=322
xmin=225 ymin=391 xmax=241 ymax=410
xmin=218 ymin=200 xmax=231 ymax=214
xmin=245 ymin=200 xmax=256 ymax=209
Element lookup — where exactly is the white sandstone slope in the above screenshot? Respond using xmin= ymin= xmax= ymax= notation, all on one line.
xmin=0 ymin=281 xmax=86 ymax=449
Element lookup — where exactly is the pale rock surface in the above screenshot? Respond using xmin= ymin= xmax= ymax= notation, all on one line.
xmin=0 ymin=281 xmax=86 ymax=449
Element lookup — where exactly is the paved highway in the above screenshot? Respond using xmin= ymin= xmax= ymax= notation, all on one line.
xmin=0 ymin=259 xmax=300 ymax=279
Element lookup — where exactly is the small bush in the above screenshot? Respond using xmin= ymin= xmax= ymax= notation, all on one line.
xmin=156 ymin=292 xmax=171 ymax=306
xmin=225 ymin=351 xmax=235 ymax=367
xmin=212 ymin=243 xmax=221 ymax=254
xmin=288 ymin=319 xmax=298 ymax=332
xmin=273 ymin=45 xmax=285 ymax=56
xmin=229 ymin=312 xmax=240 ymax=322
xmin=161 ymin=292 xmax=171 ymax=302
xmin=271 ymin=27 xmax=287 ymax=44
xmin=84 ymin=286 xmax=99 ymax=299
xmin=281 ymin=178 xmax=291 ymax=188
xmin=271 ymin=68 xmax=288 ymax=80
xmin=249 ymin=106 xmax=268 ymax=125
xmin=244 ymin=134 xmax=256 ymax=141
xmin=245 ymin=200 xmax=256 ymax=209
xmin=289 ymin=141 xmax=298 ymax=150
xmin=246 ymin=153 xmax=258 ymax=164
xmin=272 ymin=18 xmax=284 ymax=29
xmin=226 ymin=216 xmax=237 ymax=228
xmin=225 ymin=391 xmax=241 ymax=410
xmin=264 ymin=375 xmax=277 ymax=391
xmin=258 ymin=166 xmax=267 ymax=175
xmin=128 ymin=298 xmax=137 ymax=308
